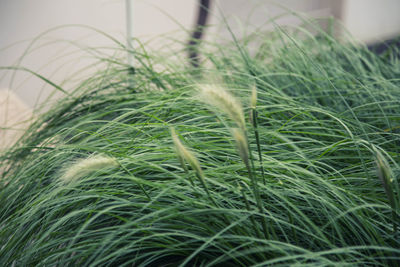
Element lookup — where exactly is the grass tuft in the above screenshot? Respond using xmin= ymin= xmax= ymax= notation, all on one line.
xmin=1 ymin=15 xmax=400 ymax=266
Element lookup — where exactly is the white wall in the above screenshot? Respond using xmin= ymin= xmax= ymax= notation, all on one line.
xmin=0 ymin=0 xmax=335 ymax=108
xmin=340 ymin=0 xmax=400 ymax=44
xmin=2 ymin=0 xmax=399 ymax=109
xmin=0 ymin=0 xmax=124 ymax=107
xmin=211 ymin=0 xmax=333 ymax=43
xmin=0 ymin=0 xmax=197 ymax=108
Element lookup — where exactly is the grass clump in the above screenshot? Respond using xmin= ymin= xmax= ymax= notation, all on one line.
xmin=1 ymin=18 xmax=400 ymax=266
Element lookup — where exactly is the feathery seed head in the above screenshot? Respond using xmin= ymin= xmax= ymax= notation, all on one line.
xmin=170 ymin=128 xmax=188 ymax=172
xmin=199 ymin=84 xmax=245 ymax=129
xmin=376 ymin=150 xmax=393 ymax=186
xmin=60 ymin=155 xmax=119 ymax=184
xmin=249 ymin=109 xmax=254 ymax=126
xmin=232 ymin=128 xmax=250 ymax=168
xmin=170 ymin=127 xmax=203 ymax=178
xmin=251 ymin=86 xmax=257 ymax=109
xmin=375 ymin=149 xmax=396 ymax=209
xmin=171 ymin=127 xmax=185 ymax=157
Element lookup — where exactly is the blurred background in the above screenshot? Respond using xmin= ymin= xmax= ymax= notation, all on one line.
xmin=1 ymin=0 xmax=400 ymax=148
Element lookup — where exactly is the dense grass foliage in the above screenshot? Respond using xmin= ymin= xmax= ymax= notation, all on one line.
xmin=1 ymin=23 xmax=400 ymax=266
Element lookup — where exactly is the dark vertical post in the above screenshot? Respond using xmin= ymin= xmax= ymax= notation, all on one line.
xmin=188 ymin=0 xmax=212 ymax=68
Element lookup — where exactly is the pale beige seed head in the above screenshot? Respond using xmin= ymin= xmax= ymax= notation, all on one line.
xmin=232 ymin=128 xmax=249 ymax=168
xmin=199 ymin=84 xmax=245 ymax=129
xmin=60 ymin=155 xmax=119 ymax=184
xmin=170 ymin=127 xmax=204 ymax=179
xmin=171 ymin=127 xmax=185 ymax=157
xmin=251 ymin=86 xmax=257 ymax=109
xmin=375 ymin=149 xmax=395 ymax=208
xmin=376 ymin=150 xmax=394 ymax=185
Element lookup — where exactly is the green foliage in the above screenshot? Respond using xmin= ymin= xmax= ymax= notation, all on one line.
xmin=1 ymin=20 xmax=400 ymax=266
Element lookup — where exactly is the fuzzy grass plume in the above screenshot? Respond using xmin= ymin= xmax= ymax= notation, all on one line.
xmin=199 ymin=84 xmax=245 ymax=129
xmin=231 ymin=127 xmax=250 ymax=168
xmin=250 ymin=85 xmax=257 ymax=110
xmin=375 ymin=148 xmax=399 ymax=233
xmin=171 ymin=127 xmax=215 ymax=205
xmin=171 ymin=127 xmax=202 ymax=177
xmin=60 ymin=154 xmax=119 ymax=184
